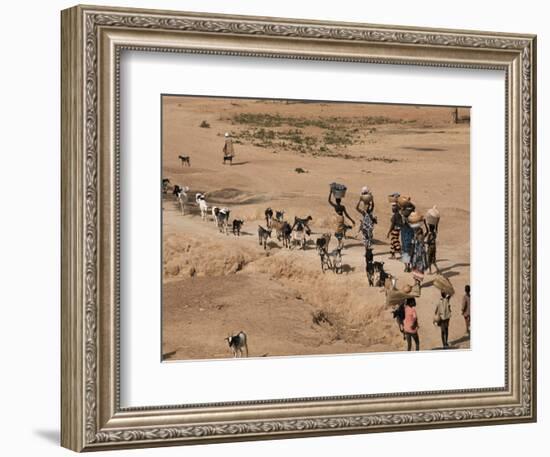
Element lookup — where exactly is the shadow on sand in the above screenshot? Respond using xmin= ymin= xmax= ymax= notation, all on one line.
xmin=422 ymin=270 xmax=461 ymax=287
xmin=437 ymin=262 xmax=471 ymax=274
xmin=431 ymin=333 xmax=470 ymax=350
xmin=229 ymin=161 xmax=250 ymax=166
xmin=162 ymin=350 xmax=178 ymax=360
xmin=402 ymin=146 xmax=447 ymax=152
xmin=449 ymin=334 xmax=471 ymax=346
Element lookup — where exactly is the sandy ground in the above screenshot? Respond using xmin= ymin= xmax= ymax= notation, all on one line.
xmin=161 ymin=96 xmax=470 ymax=361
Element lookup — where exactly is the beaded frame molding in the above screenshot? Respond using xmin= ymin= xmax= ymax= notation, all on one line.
xmin=61 ymin=4 xmax=536 ymax=452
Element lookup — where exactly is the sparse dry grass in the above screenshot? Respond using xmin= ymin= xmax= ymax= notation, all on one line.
xmin=226 ymin=112 xmax=410 ymax=159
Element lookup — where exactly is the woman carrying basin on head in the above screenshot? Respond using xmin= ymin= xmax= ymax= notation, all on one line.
xmin=328 ymin=183 xmax=355 ymax=250
xmin=356 ymin=187 xmax=375 ymax=250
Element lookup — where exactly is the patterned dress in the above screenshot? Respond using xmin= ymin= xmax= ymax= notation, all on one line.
xmin=360 ymin=212 xmax=374 ymax=248
xmin=400 ymin=222 xmax=414 ymax=264
xmin=410 ymin=233 xmax=428 ymax=282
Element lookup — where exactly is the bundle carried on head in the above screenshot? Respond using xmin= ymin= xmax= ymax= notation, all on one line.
xmin=386 ymin=289 xmax=415 ymax=306
xmin=397 ymin=195 xmax=411 ymax=208
xmin=433 ymin=274 xmax=455 ymax=297
xmin=330 ymin=182 xmax=347 ymax=199
xmin=388 ymin=192 xmax=400 ymax=204
xmin=360 ymin=188 xmax=373 ymax=204
xmin=408 ymin=211 xmax=424 ymax=225
xmin=426 ymin=205 xmax=441 ymax=226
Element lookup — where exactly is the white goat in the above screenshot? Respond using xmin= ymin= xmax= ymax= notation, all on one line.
xmin=198 ymin=198 xmax=209 ymax=221
xmin=176 ymin=187 xmax=189 ymax=215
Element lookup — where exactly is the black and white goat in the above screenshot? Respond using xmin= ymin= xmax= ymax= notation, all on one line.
xmin=257 ymin=225 xmax=272 ymax=250
xmin=215 ymin=207 xmax=231 ymax=234
xmin=211 ymin=206 xmax=220 ymax=226
xmin=172 ymin=185 xmax=182 ymax=199
xmin=225 ymin=331 xmax=248 ymax=358
xmin=365 ymin=248 xmax=389 ymax=287
xmin=291 ymin=216 xmax=312 ymax=250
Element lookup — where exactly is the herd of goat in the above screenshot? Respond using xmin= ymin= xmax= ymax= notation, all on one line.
xmin=162 ymin=178 xmax=350 ymax=274
xmin=163 ymin=177 xmax=396 ymax=358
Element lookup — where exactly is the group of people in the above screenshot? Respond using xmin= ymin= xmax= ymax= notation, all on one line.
xmin=326 ymin=184 xmax=470 ymax=351
xmin=327 ymin=185 xmax=375 ymax=251
xmin=394 ymin=285 xmax=471 ymax=351
xmin=386 ymin=197 xmax=439 ymax=279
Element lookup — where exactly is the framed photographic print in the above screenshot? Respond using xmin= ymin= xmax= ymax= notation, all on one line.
xmin=61 ymin=4 xmax=537 ymax=452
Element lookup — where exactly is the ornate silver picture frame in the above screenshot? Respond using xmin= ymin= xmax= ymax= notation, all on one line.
xmin=61 ymin=4 xmax=536 ymax=452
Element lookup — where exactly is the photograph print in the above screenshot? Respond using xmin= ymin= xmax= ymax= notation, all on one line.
xmin=161 ymin=95 xmax=471 ymax=361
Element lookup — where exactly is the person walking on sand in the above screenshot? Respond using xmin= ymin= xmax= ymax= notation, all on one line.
xmin=328 ymin=189 xmax=355 ymax=249
xmin=356 ymin=198 xmax=374 ymax=249
xmin=392 ymin=301 xmax=406 ymax=341
xmin=424 ymin=221 xmax=440 ymax=273
xmin=222 ymin=132 xmax=235 ymax=165
xmin=386 ymin=203 xmax=402 ymax=259
xmin=434 ymin=291 xmax=452 ymax=348
xmin=410 ymin=227 xmax=428 ymax=292
xmin=358 ymin=186 xmax=375 ymax=215
xmin=399 ymin=204 xmax=415 ymax=272
xmin=403 ymin=297 xmax=420 ymax=351
xmin=462 ymin=285 xmax=471 ymax=336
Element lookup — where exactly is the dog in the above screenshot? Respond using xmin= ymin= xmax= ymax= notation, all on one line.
xmin=178 ymin=155 xmax=190 ymax=166
xmin=258 ymin=225 xmax=272 ymax=249
xmin=232 ymin=219 xmax=244 ymax=236
xmin=225 ymin=331 xmax=248 ymax=358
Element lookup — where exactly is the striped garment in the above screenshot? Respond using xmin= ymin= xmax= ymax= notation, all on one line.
xmin=390 ymin=228 xmax=401 ymax=254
